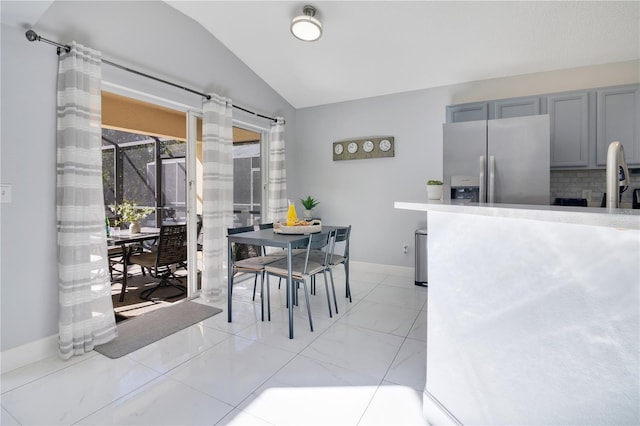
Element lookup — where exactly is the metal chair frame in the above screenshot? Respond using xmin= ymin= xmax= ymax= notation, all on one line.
xmin=228 ymin=224 xmax=285 ymax=321
xmin=328 ymin=225 xmax=352 ymax=303
xmin=128 ymin=224 xmax=188 ymax=301
xmin=265 ymin=230 xmax=335 ymax=331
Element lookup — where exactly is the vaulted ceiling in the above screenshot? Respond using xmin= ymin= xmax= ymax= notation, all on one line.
xmin=166 ymin=1 xmax=640 ymax=108
xmin=3 ymin=1 xmax=639 ymax=109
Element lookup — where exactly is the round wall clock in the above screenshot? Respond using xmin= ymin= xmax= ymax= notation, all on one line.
xmin=363 ymin=140 xmax=374 ymax=153
xmin=379 ymin=139 xmax=392 ymax=152
xmin=334 ymin=143 xmax=344 ymax=155
xmin=347 ymin=142 xmax=358 ymax=154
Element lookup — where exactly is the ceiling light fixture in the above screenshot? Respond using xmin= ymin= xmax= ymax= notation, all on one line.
xmin=291 ymin=5 xmax=322 ymax=42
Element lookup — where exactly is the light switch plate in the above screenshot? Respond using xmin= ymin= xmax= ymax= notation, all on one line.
xmin=1 ymin=184 xmax=12 ymax=203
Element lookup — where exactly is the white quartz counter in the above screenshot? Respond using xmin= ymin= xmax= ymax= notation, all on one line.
xmin=394 ymin=200 xmax=640 ymax=230
xmin=396 ymin=200 xmax=640 ymax=424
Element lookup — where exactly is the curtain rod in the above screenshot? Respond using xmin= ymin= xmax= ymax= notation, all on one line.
xmin=25 ymin=30 xmax=280 ymax=124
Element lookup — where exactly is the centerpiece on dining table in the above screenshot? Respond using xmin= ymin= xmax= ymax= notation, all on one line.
xmin=273 ymin=199 xmax=321 ymax=234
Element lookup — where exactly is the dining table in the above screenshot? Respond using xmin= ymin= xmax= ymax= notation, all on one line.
xmin=108 ymin=227 xmax=160 ymax=302
xmin=227 ymin=225 xmax=341 ymax=339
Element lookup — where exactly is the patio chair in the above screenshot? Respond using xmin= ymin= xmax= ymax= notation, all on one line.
xmin=128 ymin=224 xmax=187 ymax=301
xmin=106 ymin=217 xmax=144 ymax=282
xmin=107 ymin=246 xmax=125 ymax=281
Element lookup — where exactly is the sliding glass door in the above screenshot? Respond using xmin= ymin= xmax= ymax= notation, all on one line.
xmin=101 ymin=90 xmax=272 ymax=301
xmin=232 ymin=127 xmax=262 ymax=227
xmin=101 ymin=130 xmax=186 ymax=228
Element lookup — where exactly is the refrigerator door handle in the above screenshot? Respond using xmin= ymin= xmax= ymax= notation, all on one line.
xmin=489 ymin=155 xmax=496 ymax=203
xmin=479 ymin=155 xmax=486 ymax=203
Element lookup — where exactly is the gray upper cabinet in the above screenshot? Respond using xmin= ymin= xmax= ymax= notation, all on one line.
xmin=596 ymin=85 xmax=640 ymax=166
xmin=446 ymin=97 xmax=543 ymax=123
xmin=446 ymin=84 xmax=639 ymax=168
xmin=446 ymin=102 xmax=488 ymax=123
xmin=547 ymin=91 xmax=590 ymax=168
xmin=492 ymin=96 xmax=541 ymax=119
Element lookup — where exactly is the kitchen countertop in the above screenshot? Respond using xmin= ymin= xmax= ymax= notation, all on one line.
xmin=394 ymin=200 xmax=640 ymax=230
xmin=420 ymin=200 xmax=639 ymax=424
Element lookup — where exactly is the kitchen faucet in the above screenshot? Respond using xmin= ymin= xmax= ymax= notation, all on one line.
xmin=605 ymin=141 xmax=630 ymax=209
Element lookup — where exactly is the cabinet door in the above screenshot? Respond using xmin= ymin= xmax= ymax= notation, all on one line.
xmin=596 ymin=85 xmax=640 ymax=166
xmin=446 ymin=102 xmax=488 ymax=123
xmin=492 ymin=96 xmax=541 ymax=119
xmin=547 ymin=92 xmax=590 ymax=168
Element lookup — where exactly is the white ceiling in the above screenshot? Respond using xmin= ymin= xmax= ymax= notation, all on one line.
xmin=3 ymin=1 xmax=639 ymax=109
xmin=166 ymin=1 xmax=640 ymax=108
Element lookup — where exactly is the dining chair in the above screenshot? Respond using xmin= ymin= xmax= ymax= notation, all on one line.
xmin=259 ymin=223 xmax=292 ymax=259
xmin=264 ymin=230 xmax=335 ymax=331
xmin=264 ymin=221 xmax=311 ymax=291
xmin=304 ymin=226 xmax=350 ymax=313
xmin=228 ymin=225 xmax=283 ymax=320
xmin=328 ymin=225 xmax=352 ymax=303
xmin=128 ymin=224 xmax=188 ymax=301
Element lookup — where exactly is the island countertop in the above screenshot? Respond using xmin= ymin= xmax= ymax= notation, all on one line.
xmin=394 ymin=200 xmax=640 ymax=230
xmin=404 ymin=199 xmax=640 ymax=424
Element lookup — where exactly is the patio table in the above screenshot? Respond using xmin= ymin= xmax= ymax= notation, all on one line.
xmin=108 ymin=228 xmax=160 ymax=302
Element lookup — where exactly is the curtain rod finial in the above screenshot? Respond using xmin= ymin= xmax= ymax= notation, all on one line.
xmin=25 ymin=29 xmax=39 ymax=42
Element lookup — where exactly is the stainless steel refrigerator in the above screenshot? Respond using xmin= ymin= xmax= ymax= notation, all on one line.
xmin=443 ymin=115 xmax=550 ymax=205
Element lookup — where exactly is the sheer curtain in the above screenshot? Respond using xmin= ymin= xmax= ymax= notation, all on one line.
xmin=267 ymin=118 xmax=288 ymax=222
xmin=57 ymin=42 xmax=117 ymax=359
xmin=201 ymin=94 xmax=234 ymax=301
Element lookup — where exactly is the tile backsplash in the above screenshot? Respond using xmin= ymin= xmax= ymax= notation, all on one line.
xmin=551 ymin=169 xmax=640 ymax=205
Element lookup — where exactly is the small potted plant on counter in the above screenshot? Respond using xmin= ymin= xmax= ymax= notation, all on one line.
xmin=300 ymin=196 xmax=320 ymax=220
xmin=110 ymin=200 xmax=154 ymax=234
xmin=427 ymin=180 xmax=444 ymax=200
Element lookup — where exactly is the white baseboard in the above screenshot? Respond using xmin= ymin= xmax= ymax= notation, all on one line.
xmin=423 ymin=390 xmax=462 ymax=425
xmin=1 ymin=334 xmax=59 ymax=374
xmin=349 ymin=261 xmax=414 ymax=278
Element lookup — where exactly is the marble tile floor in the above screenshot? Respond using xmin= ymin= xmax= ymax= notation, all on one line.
xmin=1 ymin=265 xmax=428 ymax=425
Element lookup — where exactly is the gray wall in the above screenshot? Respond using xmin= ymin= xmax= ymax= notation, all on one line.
xmin=1 ymin=17 xmax=59 ymax=356
xmin=1 ymin=0 xmax=638 ymax=357
xmin=0 ymin=0 xmax=295 ymax=353
xmin=291 ymin=61 xmax=639 ymax=267
xmin=291 ymin=89 xmax=443 ymax=266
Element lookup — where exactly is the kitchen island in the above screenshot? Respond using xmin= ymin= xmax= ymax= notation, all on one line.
xmin=395 ymin=201 xmax=639 ymax=425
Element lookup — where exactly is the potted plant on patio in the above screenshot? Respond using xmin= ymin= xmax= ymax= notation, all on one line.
xmin=426 ymin=180 xmax=444 ymax=200
xmin=110 ymin=200 xmax=154 ymax=234
xmin=300 ymin=196 xmax=320 ymax=220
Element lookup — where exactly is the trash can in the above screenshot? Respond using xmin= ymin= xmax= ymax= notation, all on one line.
xmin=415 ymin=229 xmax=428 ymax=287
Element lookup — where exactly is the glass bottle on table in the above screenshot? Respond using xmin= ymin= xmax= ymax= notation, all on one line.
xmin=286 ymin=199 xmax=298 ymax=226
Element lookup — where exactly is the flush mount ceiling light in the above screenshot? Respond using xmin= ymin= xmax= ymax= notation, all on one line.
xmin=291 ymin=5 xmax=323 ymax=42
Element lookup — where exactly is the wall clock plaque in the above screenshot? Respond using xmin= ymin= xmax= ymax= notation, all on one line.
xmin=333 ymin=136 xmax=394 ymax=161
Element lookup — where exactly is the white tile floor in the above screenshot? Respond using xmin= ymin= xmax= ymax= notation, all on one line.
xmin=1 ymin=265 xmax=428 ymax=425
